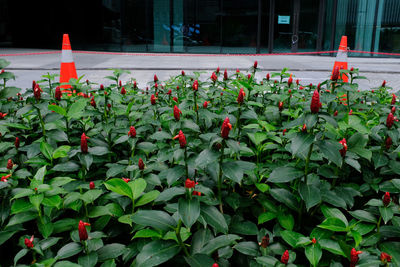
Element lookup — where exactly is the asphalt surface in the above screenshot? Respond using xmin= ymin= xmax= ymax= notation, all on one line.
xmin=1 ymin=48 xmax=400 ymax=91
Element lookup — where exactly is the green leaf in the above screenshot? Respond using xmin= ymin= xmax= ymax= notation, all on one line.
xmin=155 ymin=187 xmax=185 ymax=203
xmin=222 ymin=161 xmax=243 ymax=183
xmin=320 ymin=205 xmax=348 ymax=227
xmin=67 ymin=99 xmax=87 ymax=119
xmin=135 ymin=190 xmax=160 ymax=207
xmin=14 ymin=248 xmax=28 ymax=266
xmin=348 ymin=210 xmax=377 ymax=223
xmin=199 ymin=234 xmax=241 ymax=255
xmin=56 ymin=242 xmax=83 ymax=260
xmin=136 ymin=240 xmax=181 ymax=267
xmin=299 ymin=183 xmax=321 ymax=210
xmin=316 ymin=140 xmax=342 ymax=167
xmin=149 ymin=131 xmax=172 ymax=141
xmin=81 ymin=190 xmax=103 ymax=204
xmin=291 ymin=133 xmax=314 ymax=159
xmin=129 ymin=178 xmax=146 ymax=200
xmin=136 ymin=142 xmax=157 ymax=154
xmin=281 ymin=230 xmax=305 ymax=248
xmin=278 ymin=213 xmax=294 ymax=230
xmin=40 ymin=142 xmax=53 ymax=160
xmin=104 ymin=178 xmax=133 ymax=199
xmin=268 ymin=167 xmax=304 ymax=183
xmin=195 ymin=149 xmax=219 ymax=169
xmin=179 ymin=198 xmax=200 ymax=228
xmin=6 ymin=212 xmax=37 ymax=227
xmin=318 ymin=218 xmax=348 ymax=232
xmin=78 ymin=252 xmax=98 ymax=267
xmin=270 ymin=188 xmax=300 ymax=211
xmin=184 ymin=254 xmax=215 ymax=267
xmin=132 ymin=210 xmax=176 ymax=231
xmin=52 ymin=146 xmax=71 ymax=159
xmin=133 ymin=229 xmax=162 ymax=239
xmin=319 ymin=239 xmax=346 ymax=256
xmin=379 ymin=206 xmax=394 ymax=224
xmin=379 ymin=242 xmax=400 ymax=265
xmin=89 ymin=146 xmax=109 ymax=156
xmin=256 ymin=256 xmax=279 ymax=266
xmin=54 ymin=261 xmax=81 ymax=267
xmin=11 ymin=199 xmax=33 ymax=214
xmin=34 ymin=166 xmax=47 ymax=183
xmin=234 ymin=241 xmax=259 ymax=256
xmin=349 ymin=116 xmax=368 ymax=134
xmin=305 ymin=243 xmax=322 ymax=267
xmin=97 ymin=243 xmax=125 ymax=262
xmin=200 ymin=205 xmax=228 ymax=234
xmin=258 ymin=212 xmax=276 ymax=224
xmin=48 ymin=104 xmax=67 ymax=116
xmin=52 ymin=162 xmax=80 ymax=172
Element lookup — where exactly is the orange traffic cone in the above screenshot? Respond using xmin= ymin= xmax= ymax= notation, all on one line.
xmin=60 ymin=34 xmax=77 ymax=92
xmin=331 ymin=36 xmax=348 ymax=82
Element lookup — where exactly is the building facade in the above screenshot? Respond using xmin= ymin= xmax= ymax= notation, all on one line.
xmin=0 ymin=0 xmax=399 ymax=55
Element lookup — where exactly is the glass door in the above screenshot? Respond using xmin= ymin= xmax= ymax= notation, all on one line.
xmin=273 ymin=0 xmax=298 ymax=52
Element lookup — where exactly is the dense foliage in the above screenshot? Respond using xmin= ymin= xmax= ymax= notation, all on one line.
xmin=0 ymin=57 xmax=399 ymax=267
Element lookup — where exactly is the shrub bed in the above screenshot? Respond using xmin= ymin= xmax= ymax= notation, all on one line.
xmin=0 ymin=58 xmax=399 ymax=267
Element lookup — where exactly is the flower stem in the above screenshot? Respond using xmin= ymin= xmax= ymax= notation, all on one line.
xmin=377 ymin=215 xmax=382 ymax=233
xmin=184 ymin=147 xmax=189 ymax=178
xmin=175 ymin=220 xmax=190 ymax=257
xmin=194 ymin=91 xmax=199 ymax=125
xmin=218 ymin=140 xmax=225 ymax=213
xmin=304 ymin=143 xmax=314 ymax=185
xmin=36 ymin=107 xmax=46 ymax=140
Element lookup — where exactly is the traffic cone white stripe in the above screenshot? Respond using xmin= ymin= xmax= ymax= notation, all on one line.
xmin=61 ymin=50 xmax=74 ymax=63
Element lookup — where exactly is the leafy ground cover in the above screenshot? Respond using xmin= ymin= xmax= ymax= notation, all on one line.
xmin=0 ymin=58 xmax=399 ymax=267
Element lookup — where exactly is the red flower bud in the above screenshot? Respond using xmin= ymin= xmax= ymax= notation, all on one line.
xmin=107 ymin=103 xmax=111 ymax=109
xmin=279 ymin=101 xmax=283 ymax=112
xmin=185 ymin=178 xmax=196 ymax=189
xmin=173 ymin=105 xmax=182 ymax=121
xmin=181 ymin=70 xmax=185 ymax=76
xmin=383 ymin=192 xmax=391 ymax=206
xmin=212 ymin=263 xmax=219 ymax=267
xmin=300 ymin=86 xmax=304 ymax=90
xmin=86 ymin=79 xmax=90 ymax=85
xmin=221 ymin=117 xmax=232 ymax=139
xmin=253 ymin=61 xmax=258 ymax=68
xmin=167 ymin=89 xmax=172 ymax=95
xmin=192 ymin=80 xmax=199 ymax=91
xmin=15 ymin=137 xmax=20 ymax=149
xmin=90 ymin=97 xmax=96 ymax=108
xmin=78 ymin=220 xmax=90 ymax=241
xmin=154 ymin=74 xmax=158 ymax=82
xmin=281 ymin=250 xmax=289 ymax=264
xmin=7 ymin=159 xmax=13 ymax=170
xmin=387 ymin=112 xmax=394 ymax=129
xmin=173 ymin=97 xmax=178 ymax=103
xmin=119 ymin=80 xmax=122 ymax=87
xmin=349 ymin=109 xmax=353 ymax=115
xmin=154 ymin=83 xmax=158 ymax=89
xmin=296 ymin=79 xmax=299 ymax=85
xmin=350 ymin=248 xmax=362 ymax=267
xmin=211 ymin=72 xmax=217 ymax=82
xmin=121 ymin=87 xmax=126 ymax=95
xmin=55 ymin=86 xmax=61 ymax=101
xmin=133 ymin=81 xmax=137 ymax=88
xmin=392 ymin=106 xmax=396 ymax=114
xmin=34 ymin=86 xmax=41 ymax=100
xmin=380 ymin=252 xmax=392 ymax=263
xmin=203 ymin=101 xmax=209 ymax=108
xmin=24 ymin=235 xmax=34 ymax=248
xmin=288 ymin=89 xmax=292 ymax=94
xmin=81 ymin=133 xmax=89 ymax=153
xmin=138 ymin=158 xmax=145 ymax=170
xmin=192 ymin=190 xmax=201 ymax=196
xmin=339 ymin=138 xmax=347 ymax=157
xmin=288 ymin=77 xmax=293 ymax=87
xmin=350 ymin=67 xmax=354 ymax=71
xmin=236 ymin=69 xmax=240 ymax=74
xmin=331 ymin=66 xmax=340 ymax=81
xmin=312 ymin=238 xmax=316 ymax=244
xmin=334 ymin=110 xmax=338 ymax=116
xmin=317 ymin=83 xmax=321 ymax=91
xmin=122 ymin=178 xmax=130 ymax=183
xmin=89 ymin=181 xmax=95 ymax=189
xmin=266 ymin=73 xmax=270 ymax=81
xmin=247 ymin=74 xmax=251 ymax=80
xmin=259 ymin=235 xmax=269 ymax=248
xmin=128 ymin=126 xmax=136 ymax=138
xmin=1 ymin=174 xmax=11 ymax=182
xmin=151 ymin=94 xmax=157 ymax=105
xmin=176 ymin=86 xmax=180 ymax=90
xmin=283 ymin=129 xmax=287 ymax=136
xmin=382 ymin=80 xmax=386 ymax=87
xmin=301 ymin=124 xmax=307 ymax=132
xmin=32 ymin=80 xmax=36 ymax=90
xmin=237 ymin=88 xmax=245 ymax=104
xmin=100 ymin=84 xmax=104 ymax=90
xmin=173 ymin=130 xmax=187 ymax=148
xmin=0 ymin=112 xmax=7 ymax=119
xmin=224 ymin=69 xmax=228 ymax=80
xmin=216 ymin=67 xmax=220 ymax=74
xmin=391 ymin=94 xmax=396 ymax=105
xmin=385 ymin=136 xmax=392 ymax=150
xmin=310 ymin=89 xmax=320 ymax=113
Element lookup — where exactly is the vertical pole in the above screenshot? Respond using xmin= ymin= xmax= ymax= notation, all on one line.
xmin=316 ymin=0 xmax=326 ymax=52
xmin=170 ymin=0 xmax=174 ymax=52
xmin=256 ymin=0 xmax=262 ymax=53
xmin=268 ymin=0 xmax=275 ymax=53
xmin=330 ymin=0 xmax=338 ymax=56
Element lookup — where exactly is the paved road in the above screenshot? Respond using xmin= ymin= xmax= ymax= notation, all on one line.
xmin=1 ymin=48 xmax=400 ymax=91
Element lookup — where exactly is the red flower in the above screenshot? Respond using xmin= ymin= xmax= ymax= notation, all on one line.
xmin=32 ymin=80 xmax=36 ymax=90
xmin=203 ymin=101 xmax=209 ymax=108
xmin=259 ymin=235 xmax=269 ymax=248
xmin=173 ymin=97 xmax=178 ymax=103
xmin=380 ymin=252 xmax=392 ymax=263
xmin=7 ymin=159 xmax=13 ymax=170
xmin=154 ymin=83 xmax=158 ymax=89
xmin=174 ymin=105 xmax=182 ymax=121
xmin=301 ymin=124 xmax=307 ymax=132
xmin=176 ymin=86 xmax=180 ymax=90
xmin=154 ymin=74 xmax=158 ymax=82
xmin=128 ymin=126 xmax=136 ymax=138
xmin=387 ymin=112 xmax=394 ymax=129
xmin=221 ymin=117 xmax=232 ymax=139
xmin=288 ymin=76 xmax=293 ymax=87
xmin=90 ymin=97 xmax=96 ymax=108
xmin=211 ymin=72 xmax=217 ymax=82
xmin=334 ymin=110 xmax=338 ymax=116
xmin=119 ymin=80 xmax=122 ymax=88
xmin=383 ymin=192 xmax=391 ymax=206
xmin=385 ymin=136 xmax=392 ymax=150
xmin=236 ymin=69 xmax=240 ymax=74
xmin=266 ymin=73 xmax=270 ymax=81
xmin=107 ymin=103 xmax=111 ymax=108
xmin=173 ymin=130 xmax=187 ymax=148
xmin=121 ymin=87 xmax=126 ymax=95
xmin=224 ymin=69 xmax=228 ymax=80
xmin=283 ymin=129 xmax=287 ymax=136
xmin=331 ymin=66 xmax=340 ymax=81
xmin=78 ymin=220 xmax=90 ymax=241
xmin=185 ymin=178 xmax=196 ymax=189
xmin=151 ymin=94 xmax=157 ymax=105
xmin=253 ymin=61 xmax=258 ymax=68
xmin=349 ymin=109 xmax=353 ymax=115
xmin=237 ymin=88 xmax=245 ymax=104
xmin=192 ymin=190 xmax=201 ymax=196
xmin=192 ymin=80 xmax=198 ymax=91
xmin=138 ymin=158 xmax=145 ymax=170
xmin=281 ymin=250 xmax=289 ymax=264
xmin=212 ymin=263 xmax=219 ymax=267
xmin=392 ymin=106 xmax=396 ymax=114
xmin=55 ymin=86 xmax=61 ymax=101
xmin=279 ymin=101 xmax=283 ymax=112
xmin=167 ymin=89 xmax=172 ymax=95
xmin=339 ymin=138 xmax=347 ymax=157
xmin=15 ymin=137 xmax=20 ymax=149
xmin=81 ymin=133 xmax=89 ymax=153
xmin=100 ymin=84 xmax=104 ymax=90
xmin=288 ymin=89 xmax=292 ymax=94
xmin=1 ymin=174 xmax=11 ymax=182
xmin=216 ymin=67 xmax=220 ymax=74
xmin=350 ymin=248 xmax=362 ymax=267
xmin=317 ymin=83 xmax=321 ymax=91
xmin=89 ymin=181 xmax=95 ymax=189
xmin=382 ymin=80 xmax=386 ymax=87
xmin=391 ymin=94 xmax=396 ymax=105
xmin=350 ymin=67 xmax=354 ymax=71
xmin=122 ymin=178 xmax=130 ymax=183
xmin=34 ymin=86 xmax=41 ymax=100
xmin=181 ymin=70 xmax=185 ymax=76
xmin=300 ymin=86 xmax=304 ymax=90
xmin=247 ymin=74 xmax=251 ymax=80
xmin=0 ymin=112 xmax=7 ymax=119
xmin=310 ymin=89 xmax=320 ymax=113
xmin=312 ymin=238 xmax=316 ymax=244
xmin=24 ymin=235 xmax=34 ymax=248
xmin=296 ymin=79 xmax=299 ymax=85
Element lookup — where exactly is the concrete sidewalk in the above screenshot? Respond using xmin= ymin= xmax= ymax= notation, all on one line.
xmin=1 ymin=48 xmax=400 ymax=91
